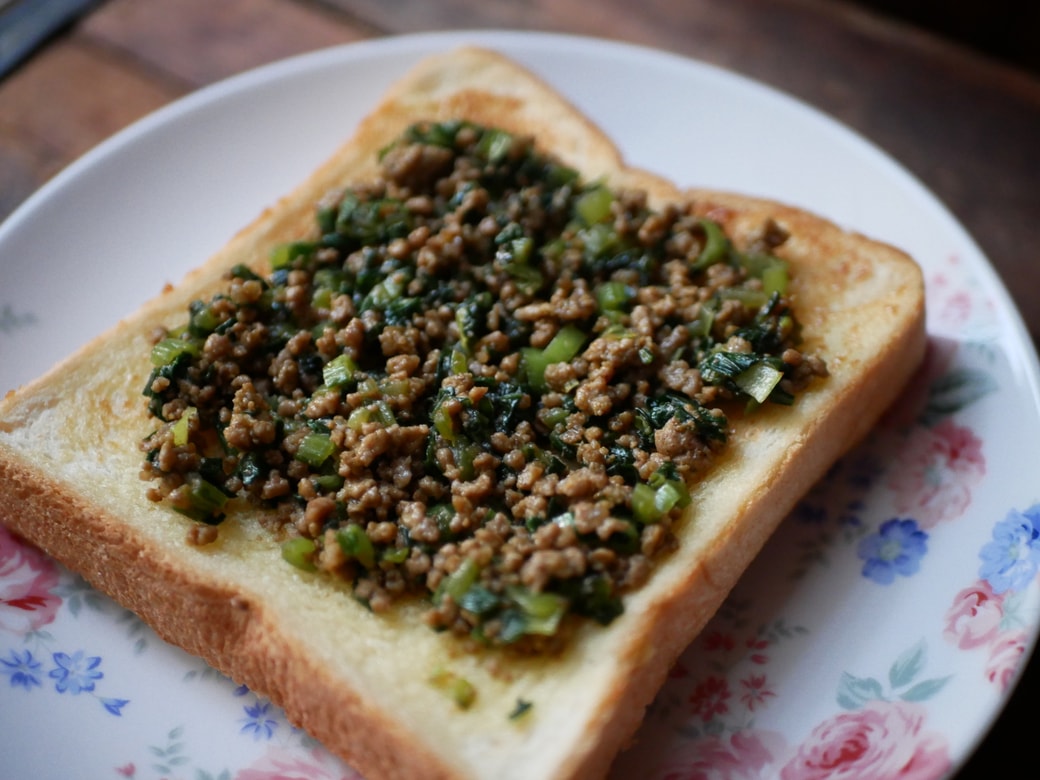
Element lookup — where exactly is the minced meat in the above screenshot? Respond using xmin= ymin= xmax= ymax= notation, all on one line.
xmin=140 ymin=120 xmax=826 ymax=652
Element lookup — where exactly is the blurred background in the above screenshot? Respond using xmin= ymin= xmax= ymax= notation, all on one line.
xmin=851 ymin=0 xmax=1040 ymax=75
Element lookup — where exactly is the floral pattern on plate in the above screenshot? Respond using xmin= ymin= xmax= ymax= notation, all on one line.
xmin=0 ymin=303 xmax=38 ymax=336
xmin=1 ymin=527 xmax=131 ymax=719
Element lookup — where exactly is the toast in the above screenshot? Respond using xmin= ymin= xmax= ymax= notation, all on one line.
xmin=0 ymin=47 xmax=926 ymax=779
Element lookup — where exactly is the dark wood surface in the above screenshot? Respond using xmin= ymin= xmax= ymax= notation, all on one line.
xmin=2 ymin=1 xmax=1036 ymax=776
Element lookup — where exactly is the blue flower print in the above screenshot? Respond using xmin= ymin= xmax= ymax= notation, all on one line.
xmin=979 ymin=504 xmax=1040 ymax=594
xmin=49 ymin=650 xmax=103 ymax=694
xmin=858 ymin=518 xmax=928 ymax=584
xmin=2 ymin=649 xmax=42 ymax=690
xmin=1 ymin=645 xmax=128 ymax=714
xmin=240 ymin=700 xmax=278 ymax=740
xmin=101 ymin=697 xmax=130 ymax=716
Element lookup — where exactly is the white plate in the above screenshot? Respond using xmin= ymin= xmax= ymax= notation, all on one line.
xmin=2 ymin=30 xmax=1038 ymax=780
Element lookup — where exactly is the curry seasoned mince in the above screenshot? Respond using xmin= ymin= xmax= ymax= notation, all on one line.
xmin=140 ymin=120 xmax=826 ymax=650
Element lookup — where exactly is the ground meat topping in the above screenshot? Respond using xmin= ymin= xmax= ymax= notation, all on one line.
xmin=140 ymin=120 xmax=825 ymax=652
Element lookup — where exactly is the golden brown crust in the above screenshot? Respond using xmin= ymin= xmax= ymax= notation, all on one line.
xmin=0 ymin=47 xmax=925 ymax=780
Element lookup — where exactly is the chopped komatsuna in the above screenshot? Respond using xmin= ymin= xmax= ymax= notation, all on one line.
xmin=282 ymin=537 xmax=318 ymax=572
xmin=138 ymin=119 xmax=827 ymax=652
xmin=429 ymin=667 xmax=477 ymax=710
xmin=509 ymin=698 xmax=534 ymax=721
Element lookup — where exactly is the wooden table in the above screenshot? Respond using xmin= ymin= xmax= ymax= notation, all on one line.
xmin=2 ymin=1 xmax=1036 ymax=776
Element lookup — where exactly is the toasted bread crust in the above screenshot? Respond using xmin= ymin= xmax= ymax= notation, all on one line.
xmin=0 ymin=48 xmax=925 ymax=780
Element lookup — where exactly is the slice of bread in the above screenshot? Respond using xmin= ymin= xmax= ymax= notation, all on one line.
xmin=0 ymin=47 xmax=925 ymax=779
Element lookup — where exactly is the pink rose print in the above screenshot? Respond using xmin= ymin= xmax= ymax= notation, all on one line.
xmin=780 ymin=700 xmax=950 ymax=780
xmin=888 ymin=419 xmax=985 ymax=528
xmin=927 ymin=256 xmax=994 ymax=333
xmin=937 ymin=290 xmax=972 ymax=329
xmin=0 ymin=524 xmax=62 ymax=636
xmin=662 ymin=729 xmax=788 ymax=780
xmin=984 ymin=630 xmax=1028 ymax=691
xmin=943 ymin=580 xmax=1004 ymax=650
xmin=236 ymin=745 xmax=361 ymax=780
xmin=689 ymin=675 xmax=732 ymax=723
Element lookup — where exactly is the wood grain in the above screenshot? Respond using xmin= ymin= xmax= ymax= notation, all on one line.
xmin=81 ymin=0 xmax=366 ymax=87
xmin=0 ymin=37 xmax=173 ymax=211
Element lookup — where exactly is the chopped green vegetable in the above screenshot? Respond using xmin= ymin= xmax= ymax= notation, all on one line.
xmin=359 ymin=273 xmax=407 ymax=314
xmin=172 ymin=474 xmax=228 ymax=524
xmin=690 ymin=301 xmax=716 ymax=339
xmin=372 ymin=401 xmax=396 ymax=427
xmin=521 ymin=325 xmax=587 ymax=391
xmin=322 ymin=354 xmax=358 ymax=388
xmin=735 ymin=361 xmax=785 ymax=404
xmin=494 ymin=228 xmax=543 ymax=293
xmin=509 ymin=698 xmax=533 ymax=721
xmin=405 ymin=119 xmax=464 ymax=148
xmin=445 ymin=343 xmax=469 ymax=375
xmin=381 ymin=546 xmax=410 ymax=564
xmin=295 ymin=432 xmax=335 ymax=468
xmin=311 ymin=287 xmax=333 ymax=310
xmin=427 ymin=503 xmax=457 ymax=538
xmin=346 ymin=405 xmax=373 ymax=431
xmin=150 ymin=337 xmax=199 ymax=367
xmin=506 ymin=586 xmax=568 ymax=636
xmin=171 ymin=406 xmax=196 ymax=447
xmin=476 ymin=127 xmax=514 ymax=162
xmin=575 ymin=185 xmax=613 ymax=225
xmin=631 ymin=482 xmax=663 ymax=523
xmin=457 ymin=585 xmax=500 ymax=616
xmin=270 ymin=241 xmax=315 ymax=270
xmin=649 ymin=468 xmax=692 ymax=509
xmin=436 ymin=558 xmax=480 ymax=604
xmin=539 ymin=406 xmax=570 ymax=429
xmin=595 ymin=281 xmax=633 ymax=313
xmin=335 ymin=194 xmax=412 ymax=247
xmin=281 ymin=537 xmax=317 ymax=572
xmin=455 ymin=292 xmax=492 ymax=352
xmin=312 ymin=474 xmax=344 ymax=492
xmin=545 ymin=325 xmax=588 ymax=363
xmin=719 ymin=287 xmax=769 ymax=309
xmin=690 ymin=218 xmax=730 ymax=270
xmin=637 ymin=392 xmax=728 ymax=446
xmin=187 ymin=300 xmax=223 ymax=336
xmin=430 ymin=667 xmax=477 ymax=710
xmin=700 ymin=351 xmax=791 ymax=405
xmin=760 ymin=259 xmax=789 ymax=295
xmin=336 ymin=524 xmax=376 ymax=569
xmin=560 ymin=574 xmax=623 ymax=625
xmin=577 ymin=222 xmax=620 ymax=262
